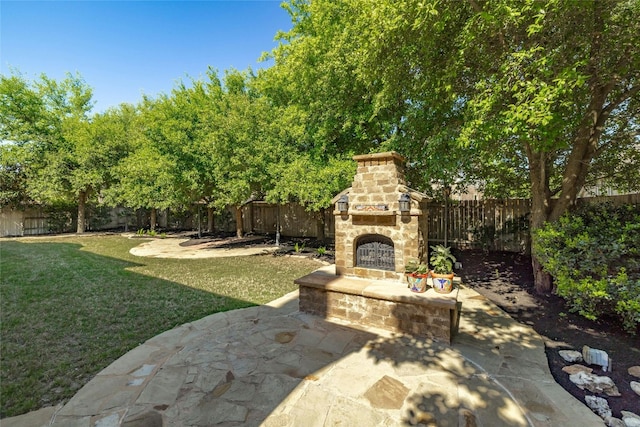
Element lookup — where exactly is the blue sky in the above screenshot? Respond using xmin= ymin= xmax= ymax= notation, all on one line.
xmin=1 ymin=1 xmax=293 ymax=112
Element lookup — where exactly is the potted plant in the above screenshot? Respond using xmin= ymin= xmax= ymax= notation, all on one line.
xmin=429 ymin=245 xmax=456 ymax=294
xmin=405 ymin=259 xmax=429 ymax=293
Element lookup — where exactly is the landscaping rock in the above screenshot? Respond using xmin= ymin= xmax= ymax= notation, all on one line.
xmin=585 ymin=395 xmax=612 ymax=419
xmin=624 ymin=417 xmax=640 ymax=427
xmin=631 ymin=381 xmax=640 ymax=397
xmin=622 ymin=411 xmax=640 ymax=427
xmin=583 ymin=345 xmax=610 ymax=372
xmin=629 ymin=366 xmax=640 ymax=379
xmin=605 ymin=416 xmax=626 ymax=427
xmin=562 ymin=364 xmax=593 ymax=375
xmin=569 ymin=371 xmax=621 ymax=396
xmin=559 ymin=350 xmax=583 ymax=363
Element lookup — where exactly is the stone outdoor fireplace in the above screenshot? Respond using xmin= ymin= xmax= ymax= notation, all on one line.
xmin=295 ymin=152 xmax=460 ymax=344
xmin=334 ymin=151 xmax=428 ymax=279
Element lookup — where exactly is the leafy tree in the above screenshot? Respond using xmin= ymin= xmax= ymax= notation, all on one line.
xmin=0 ymin=71 xmax=127 ymax=233
xmin=266 ymin=154 xmax=355 ymax=241
xmin=274 ymin=0 xmax=640 ymax=293
xmin=163 ymin=69 xmax=226 ymax=231
xmin=259 ymin=1 xmax=397 ymax=157
xmin=211 ymin=69 xmax=289 ymax=237
xmin=104 ymin=69 xmax=227 ymax=231
xmin=0 ymin=144 xmax=31 ymax=208
xmin=102 ymin=97 xmax=182 ymax=230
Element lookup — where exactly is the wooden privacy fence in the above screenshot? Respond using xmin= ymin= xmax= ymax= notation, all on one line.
xmin=3 ymin=194 xmax=638 ymax=253
xmin=241 ymin=199 xmax=533 ymax=252
xmin=426 ymin=199 xmax=532 ymax=253
xmin=241 ymin=194 xmax=639 ymax=253
xmin=241 ymin=202 xmax=334 ymax=239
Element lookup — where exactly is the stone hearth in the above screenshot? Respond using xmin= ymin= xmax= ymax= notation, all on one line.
xmin=296 ymin=266 xmax=460 ymax=344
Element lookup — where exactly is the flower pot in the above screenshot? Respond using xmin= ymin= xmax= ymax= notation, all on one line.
xmin=430 ymin=271 xmax=454 ymax=294
xmin=407 ymin=273 xmax=429 ymax=293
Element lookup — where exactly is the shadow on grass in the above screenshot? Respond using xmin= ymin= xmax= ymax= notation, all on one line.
xmin=0 ymin=240 xmax=258 ymax=418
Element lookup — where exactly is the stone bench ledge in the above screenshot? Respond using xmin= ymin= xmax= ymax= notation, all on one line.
xmin=294 ymin=270 xmax=459 ymax=310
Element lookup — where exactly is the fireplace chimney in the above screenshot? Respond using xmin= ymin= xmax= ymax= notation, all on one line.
xmin=333 ymin=152 xmax=428 ymax=281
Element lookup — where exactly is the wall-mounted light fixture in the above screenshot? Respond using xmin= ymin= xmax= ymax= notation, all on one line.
xmin=399 ymin=193 xmax=411 ymax=213
xmin=337 ymin=194 xmax=349 ymax=213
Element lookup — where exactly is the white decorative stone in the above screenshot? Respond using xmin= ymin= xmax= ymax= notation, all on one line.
xmin=605 ymin=417 xmax=626 ymax=427
xmin=583 ymin=345 xmax=610 ymax=371
xmin=631 ymin=381 xmax=640 ymax=397
xmin=623 ymin=417 xmax=640 ymax=427
xmin=569 ymin=371 xmax=621 ymax=396
xmin=629 ymin=366 xmax=640 ymax=378
xmin=622 ymin=411 xmax=640 ymax=427
xmin=585 ymin=395 xmax=612 ymax=419
xmin=559 ymin=350 xmax=583 ymax=363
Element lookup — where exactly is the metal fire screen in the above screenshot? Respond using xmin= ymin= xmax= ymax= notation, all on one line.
xmin=356 ymin=235 xmax=395 ymax=271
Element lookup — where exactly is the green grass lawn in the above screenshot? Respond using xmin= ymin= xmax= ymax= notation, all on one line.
xmin=0 ymin=234 xmax=320 ymax=418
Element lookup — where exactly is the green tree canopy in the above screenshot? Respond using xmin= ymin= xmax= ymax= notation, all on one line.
xmin=271 ymin=0 xmax=640 ymax=292
xmin=0 ymin=71 xmax=124 ymax=232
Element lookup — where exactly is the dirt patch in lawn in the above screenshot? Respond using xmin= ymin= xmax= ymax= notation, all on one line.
xmin=456 ymin=249 xmax=640 ymax=420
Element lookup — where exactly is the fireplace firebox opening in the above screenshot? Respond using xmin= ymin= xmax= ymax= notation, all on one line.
xmin=355 ymin=234 xmax=395 ymax=271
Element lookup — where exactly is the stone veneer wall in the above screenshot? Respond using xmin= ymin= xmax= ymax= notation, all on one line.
xmin=334 ymin=152 xmax=427 ymax=281
xmin=298 ymin=286 xmax=457 ymax=344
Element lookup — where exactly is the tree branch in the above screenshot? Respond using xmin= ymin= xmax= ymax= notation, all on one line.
xmin=602 ymin=84 xmax=640 ymax=115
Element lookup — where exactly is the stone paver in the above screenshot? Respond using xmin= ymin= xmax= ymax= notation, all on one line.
xmin=2 ymin=238 xmax=604 ymax=426
xmin=4 ymin=287 xmax=604 ymax=427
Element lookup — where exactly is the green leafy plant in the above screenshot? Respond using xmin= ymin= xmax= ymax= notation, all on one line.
xmin=404 ymin=259 xmax=419 ymax=274
xmin=316 ymin=246 xmax=327 ymax=256
xmin=405 ymin=259 xmax=428 ymax=275
xmin=294 ymin=242 xmax=305 ymax=253
xmin=416 ymin=263 xmax=429 ymax=275
xmin=429 ymin=245 xmax=456 ymax=274
xmin=534 ymin=202 xmax=640 ymax=333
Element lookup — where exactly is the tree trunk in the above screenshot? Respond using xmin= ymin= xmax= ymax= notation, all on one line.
xmin=77 ymin=189 xmax=87 ymax=234
xmin=150 ymin=208 xmax=157 ymax=231
xmin=525 ymin=145 xmax=555 ymax=294
xmin=207 ymin=207 xmax=215 ymax=232
xmin=316 ymin=208 xmax=326 ymax=243
xmin=235 ymin=206 xmax=243 ymax=238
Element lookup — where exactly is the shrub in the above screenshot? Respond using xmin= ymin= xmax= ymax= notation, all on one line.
xmin=533 ymin=202 xmax=640 ymax=333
